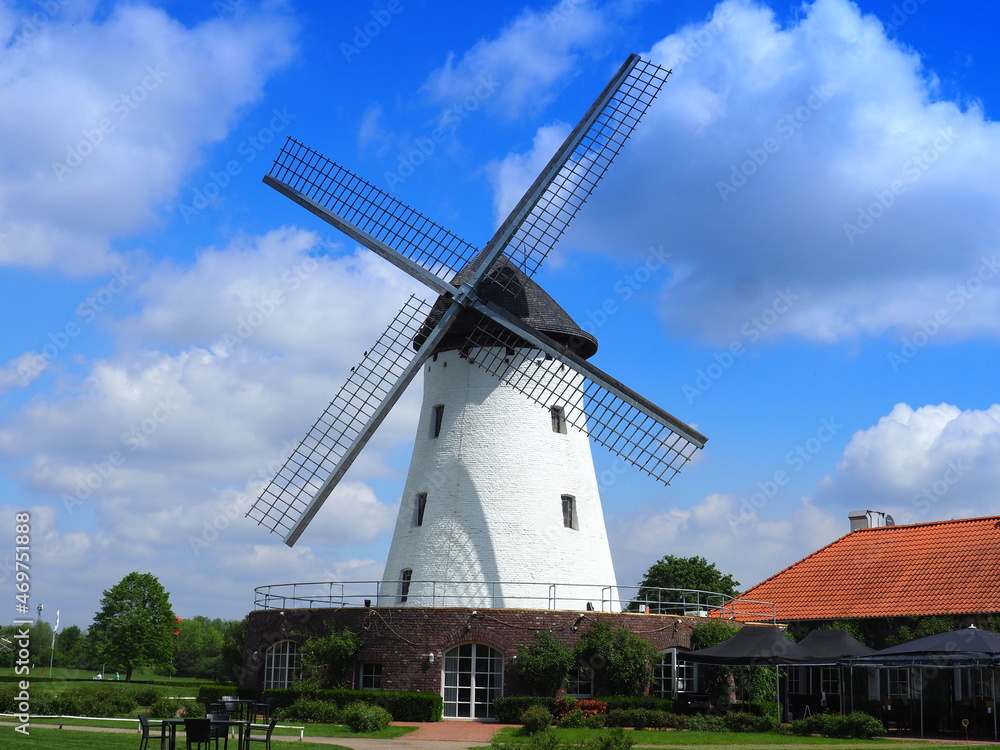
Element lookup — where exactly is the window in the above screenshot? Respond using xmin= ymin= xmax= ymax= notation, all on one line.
xmin=263 ymin=641 xmax=299 ymax=690
xmin=550 ymin=405 xmax=567 ymax=433
xmin=653 ymin=649 xmax=697 ymax=698
xmin=820 ymin=666 xmax=840 ymax=695
xmin=568 ymin=665 xmax=593 ymax=697
xmin=561 ymin=495 xmax=577 ymax=530
xmin=359 ymin=662 xmax=383 ymax=690
xmin=888 ymin=668 xmax=909 ymax=698
xmin=431 ymin=405 xmax=444 ymax=438
xmin=399 ymin=568 xmax=412 ymax=603
xmin=787 ymin=667 xmax=803 ymax=695
xmin=415 ymin=493 xmax=427 ymax=526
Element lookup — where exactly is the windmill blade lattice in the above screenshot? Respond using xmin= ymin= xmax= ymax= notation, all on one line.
xmin=462 ymin=306 xmax=705 ymax=485
xmin=248 ymin=295 xmax=434 ymax=540
xmin=266 ymin=138 xmax=478 ymax=284
xmin=476 ymin=55 xmax=670 ymax=289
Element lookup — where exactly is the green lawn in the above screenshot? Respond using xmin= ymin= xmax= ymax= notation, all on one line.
xmin=0 ymin=723 xmax=353 ymax=748
xmin=493 ymin=726 xmax=1000 ymax=749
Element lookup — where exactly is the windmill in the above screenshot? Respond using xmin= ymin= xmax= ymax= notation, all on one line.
xmin=247 ymin=55 xmax=707 ymax=611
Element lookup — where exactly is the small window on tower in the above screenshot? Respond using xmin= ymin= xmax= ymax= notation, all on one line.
xmin=415 ymin=493 xmax=427 ymax=526
xmin=399 ymin=568 xmax=412 ymax=603
xmin=550 ymin=405 xmax=567 ymax=434
xmin=561 ymin=495 xmax=577 ymax=530
xmin=431 ymin=404 xmax=444 ymax=438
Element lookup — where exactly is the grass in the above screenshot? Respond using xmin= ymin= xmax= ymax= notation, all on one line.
xmin=0 ymin=716 xmax=417 ymax=740
xmin=0 ymin=723 xmax=353 ymax=748
xmin=492 ymin=726 xmax=1000 ymax=749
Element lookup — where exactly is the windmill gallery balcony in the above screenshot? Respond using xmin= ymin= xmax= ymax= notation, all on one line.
xmin=252 ymin=579 xmax=775 ymax=621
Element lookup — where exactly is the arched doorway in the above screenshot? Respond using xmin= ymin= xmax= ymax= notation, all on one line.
xmin=443 ymin=643 xmax=504 ymax=719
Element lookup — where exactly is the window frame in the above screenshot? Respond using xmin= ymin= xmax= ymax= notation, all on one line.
xmin=263 ymin=640 xmax=299 ymax=690
xmin=561 ymin=494 xmax=578 ymax=530
xmin=550 ymin=405 xmax=567 ymax=434
xmin=399 ymin=568 xmax=412 ymax=603
xmin=415 ymin=493 xmax=427 ymax=526
xmin=359 ymin=662 xmax=383 ymax=690
xmin=431 ymin=404 xmax=444 ymax=438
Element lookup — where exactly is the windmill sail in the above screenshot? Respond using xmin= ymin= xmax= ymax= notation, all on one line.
xmin=247 ymin=54 xmax=701 ymax=547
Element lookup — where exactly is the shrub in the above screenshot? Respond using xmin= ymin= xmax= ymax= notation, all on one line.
xmin=557 ymin=709 xmax=585 ymax=728
xmin=841 ymin=711 xmax=885 ymax=739
xmin=583 ymin=712 xmax=606 ymax=729
xmin=686 ymin=712 xmax=724 ymax=732
xmin=277 ymin=698 xmax=341 ymax=724
xmin=132 ymin=686 xmax=162 ymax=706
xmin=341 ymin=701 xmax=392 ymax=733
xmin=261 ymin=687 xmax=441 ymax=721
xmin=790 ymin=712 xmax=884 ymax=739
xmin=62 ymin=684 xmax=139 ymax=717
xmin=148 ymin=697 xmax=198 ymax=719
xmin=521 ymin=704 xmax=553 ymax=734
xmin=722 ymin=711 xmax=758 ymax=732
xmin=583 ymin=727 xmax=635 ymax=750
xmin=605 ymin=708 xmax=674 ymax=729
xmin=602 ymin=695 xmax=674 ymax=713
xmin=493 ymin=696 xmax=557 ymax=724
xmin=574 ymin=623 xmax=658 ymax=696
xmin=512 ymin=632 xmax=575 ymax=696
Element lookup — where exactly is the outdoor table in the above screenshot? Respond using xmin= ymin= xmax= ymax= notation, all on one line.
xmin=220 ymin=698 xmax=258 ymax=722
xmin=160 ymin=717 xmax=249 ymax=750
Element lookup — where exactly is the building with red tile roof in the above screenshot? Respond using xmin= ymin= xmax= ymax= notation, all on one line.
xmin=738 ymin=515 xmax=1000 ymax=623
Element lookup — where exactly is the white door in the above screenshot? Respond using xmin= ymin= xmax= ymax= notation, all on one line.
xmin=443 ymin=643 xmax=503 ymax=719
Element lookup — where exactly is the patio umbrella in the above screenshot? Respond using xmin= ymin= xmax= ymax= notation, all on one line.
xmin=679 ymin=625 xmax=811 ymax=665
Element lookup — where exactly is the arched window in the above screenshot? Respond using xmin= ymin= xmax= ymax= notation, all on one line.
xmin=443 ymin=643 xmax=504 ymax=719
xmin=653 ymin=648 xmax=697 ymax=699
xmin=264 ymin=640 xmax=299 ymax=690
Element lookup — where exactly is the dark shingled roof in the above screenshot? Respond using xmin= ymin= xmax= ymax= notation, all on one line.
xmin=415 ymin=252 xmax=599 ymax=359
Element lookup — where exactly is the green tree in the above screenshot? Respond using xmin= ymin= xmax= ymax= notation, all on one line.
xmin=89 ymin=572 xmax=177 ymax=681
xmin=511 ymin=631 xmax=575 ymax=696
xmin=296 ymin=627 xmax=361 ymax=689
xmin=691 ymin=621 xmax=779 ymax=708
xmin=633 ymin=555 xmax=740 ymax=613
xmin=574 ymin=621 xmax=657 ymax=696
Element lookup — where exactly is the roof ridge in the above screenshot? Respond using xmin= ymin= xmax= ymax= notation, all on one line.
xmin=853 ymin=514 xmax=1000 ymax=532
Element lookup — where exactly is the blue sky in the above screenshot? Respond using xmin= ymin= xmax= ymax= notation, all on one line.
xmin=1 ymin=0 xmax=999 ymax=630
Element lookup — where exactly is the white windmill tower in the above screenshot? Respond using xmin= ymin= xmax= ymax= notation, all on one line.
xmin=248 ymin=56 xmax=707 ymax=612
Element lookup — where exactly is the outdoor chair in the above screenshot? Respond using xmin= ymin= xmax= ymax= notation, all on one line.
xmin=183 ymin=718 xmax=213 ymax=750
xmin=245 ymin=718 xmax=278 ymax=750
xmin=207 ymin=712 xmax=230 ymax=750
xmin=138 ymin=712 xmax=165 ymax=750
xmin=252 ymin=697 xmax=274 ymax=723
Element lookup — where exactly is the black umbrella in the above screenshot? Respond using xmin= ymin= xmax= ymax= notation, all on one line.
xmin=679 ymin=625 xmax=811 ymax=665
xmin=847 ymin=626 xmax=1000 ymax=667
xmin=797 ymin=629 xmax=876 ymax=664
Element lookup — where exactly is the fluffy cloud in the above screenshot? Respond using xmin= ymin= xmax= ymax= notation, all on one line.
xmin=820 ymin=402 xmax=1000 ymax=524
xmin=0 ymin=227 xmax=432 ymax=623
xmin=491 ymin=0 xmax=1000 ymax=344
xmin=422 ymin=0 xmax=607 ymax=120
xmin=0 ymin=2 xmax=296 ymax=274
xmin=610 ymin=492 xmax=841 ymax=592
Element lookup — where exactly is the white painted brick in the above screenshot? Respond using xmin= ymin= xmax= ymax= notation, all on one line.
xmin=380 ymin=348 xmax=619 ymax=610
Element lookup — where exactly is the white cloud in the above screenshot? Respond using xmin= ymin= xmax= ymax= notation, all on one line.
xmin=0 ymin=227 xmax=433 ymax=625
xmin=0 ymin=2 xmax=296 ymax=274
xmin=490 ymin=0 xmax=1000 ymax=345
xmin=821 ymin=402 xmax=1000 ymax=524
xmin=422 ymin=0 xmax=607 ymax=120
xmin=610 ymin=492 xmax=840 ymax=592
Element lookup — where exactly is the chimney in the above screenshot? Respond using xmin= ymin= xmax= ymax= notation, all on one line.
xmin=849 ymin=510 xmax=895 ymax=531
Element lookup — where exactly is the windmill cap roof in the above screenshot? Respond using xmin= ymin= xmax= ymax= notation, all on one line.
xmin=415 ymin=253 xmax=599 ymax=359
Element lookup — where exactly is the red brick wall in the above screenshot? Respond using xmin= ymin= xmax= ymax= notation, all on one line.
xmin=242 ymin=606 xmax=707 ymax=694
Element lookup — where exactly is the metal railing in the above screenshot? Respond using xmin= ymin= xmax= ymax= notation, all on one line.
xmin=252 ymin=579 xmax=776 ymax=621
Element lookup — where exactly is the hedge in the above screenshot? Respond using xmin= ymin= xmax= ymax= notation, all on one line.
xmin=261 ymin=687 xmax=442 ymax=722
xmin=493 ymin=696 xmax=557 ymax=724
xmin=791 ymin=712 xmax=885 ymax=739
xmin=602 ymin=695 xmax=675 ymax=713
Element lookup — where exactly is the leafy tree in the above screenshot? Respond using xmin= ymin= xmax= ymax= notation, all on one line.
xmin=511 ymin=631 xmax=575 ymax=696
xmin=89 ymin=572 xmax=177 ymax=681
xmin=296 ymin=627 xmax=361 ymax=689
xmin=574 ymin=621 xmax=657 ymax=696
xmin=633 ymin=555 xmax=740 ymax=613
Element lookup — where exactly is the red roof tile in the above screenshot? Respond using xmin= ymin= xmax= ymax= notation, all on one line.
xmin=738 ymin=516 xmax=1000 ymax=621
